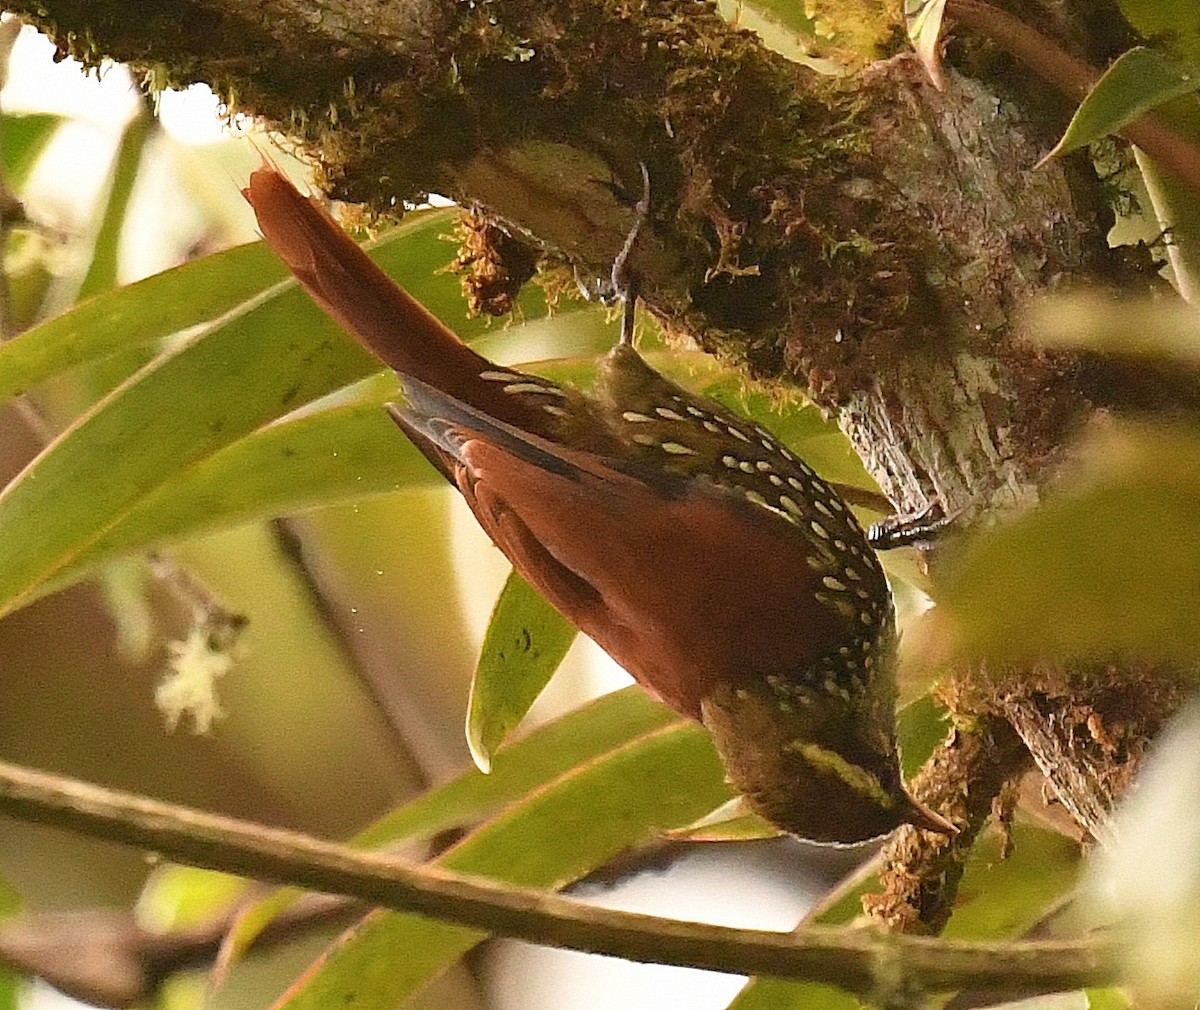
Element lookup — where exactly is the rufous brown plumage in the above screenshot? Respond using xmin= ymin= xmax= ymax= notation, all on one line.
xmin=244 ymin=166 xmax=954 ymax=844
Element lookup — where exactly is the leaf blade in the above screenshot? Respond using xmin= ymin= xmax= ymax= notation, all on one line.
xmin=467 ymin=570 xmax=579 ymax=771
xmin=0 ymin=208 xmax=490 ymax=614
xmin=271 ymin=720 xmax=729 ymax=1010
xmin=220 ymin=688 xmax=678 ymax=968
xmin=1046 ymin=46 xmax=1200 ymax=161
xmin=935 ymin=424 xmax=1200 ymax=665
xmin=0 ymin=282 xmax=379 ymax=617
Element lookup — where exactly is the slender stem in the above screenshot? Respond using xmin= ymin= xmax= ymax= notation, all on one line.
xmin=946 ymin=0 xmax=1096 ymax=101
xmin=0 ymin=758 xmax=1116 ymax=997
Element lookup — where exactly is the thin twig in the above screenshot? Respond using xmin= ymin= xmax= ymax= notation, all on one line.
xmin=0 ymin=759 xmax=1116 ymax=999
xmin=0 ymin=893 xmax=356 ymax=1008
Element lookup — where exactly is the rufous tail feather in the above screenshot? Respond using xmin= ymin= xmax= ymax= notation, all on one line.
xmin=243 ymin=167 xmax=492 ymax=403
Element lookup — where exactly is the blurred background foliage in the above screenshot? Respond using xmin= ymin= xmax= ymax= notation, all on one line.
xmin=0 ymin=1 xmax=1196 ymax=1009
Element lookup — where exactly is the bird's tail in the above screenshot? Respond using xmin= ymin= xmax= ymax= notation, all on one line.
xmin=242 ymin=166 xmax=492 ymax=403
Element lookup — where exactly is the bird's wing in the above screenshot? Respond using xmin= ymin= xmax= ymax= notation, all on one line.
xmin=391 ymin=374 xmax=841 ymax=718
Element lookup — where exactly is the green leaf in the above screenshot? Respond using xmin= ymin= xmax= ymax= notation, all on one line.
xmin=44 ymin=390 xmax=443 ymax=591
xmin=467 ymin=570 xmax=579 ymax=771
xmin=271 ymin=720 xmax=729 ymax=1010
xmin=896 ymin=694 xmax=948 ymax=779
xmin=137 ymin=865 xmax=249 ymax=932
xmin=1046 ymin=46 xmax=1200 ymax=160
xmin=1119 ymin=0 xmax=1200 ymax=62
xmin=0 ymin=280 xmax=379 ymax=617
xmin=0 ymin=112 xmax=61 ymax=189
xmin=222 ymin=688 xmax=679 ymax=966
xmin=0 ymin=206 xmax=467 ymax=406
xmin=1135 ymin=147 xmax=1200 ymax=303
xmin=665 ymin=798 xmax=782 ymax=842
xmin=938 ymin=423 xmax=1200 ymax=665
xmin=0 ymin=207 xmax=516 ymax=614
xmin=942 ymin=826 xmax=1080 ymax=940
xmin=1086 ymin=989 xmax=1133 ymax=1010
xmin=0 ymin=240 xmax=290 ymax=402
xmin=78 ymin=111 xmax=152 ymax=302
xmin=358 ymin=688 xmax=679 ymax=845
xmin=725 ymin=979 xmax=861 ymax=1010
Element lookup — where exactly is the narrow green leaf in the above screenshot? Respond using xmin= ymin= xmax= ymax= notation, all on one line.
xmin=0 ymin=280 xmax=379 ymax=617
xmin=0 ymin=208 xmax=506 ymax=614
xmin=78 ymin=111 xmax=152 ymax=302
xmin=666 ymin=798 xmax=782 ymax=842
xmin=1119 ymin=1 xmax=1200 ymax=63
xmin=360 ymin=689 xmax=679 ymax=845
xmin=222 ymin=688 xmax=678 ymax=966
xmin=1135 ymin=147 xmax=1200 ymax=301
xmin=0 ymin=207 xmax=459 ymax=405
xmin=72 ymin=114 xmax=159 ymax=646
xmin=939 ymin=424 xmax=1200 ymax=665
xmin=271 ymin=720 xmax=729 ymax=1010
xmin=1046 ymin=46 xmax=1200 ymax=160
xmin=1 ymin=112 xmax=61 ymax=189
xmin=43 ymin=394 xmax=441 ymax=592
xmin=467 ymin=570 xmax=579 ymax=771
xmin=0 ymin=240 xmax=289 ymax=402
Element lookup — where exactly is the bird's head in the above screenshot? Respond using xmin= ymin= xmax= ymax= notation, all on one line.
xmin=700 ymin=673 xmax=956 ymax=844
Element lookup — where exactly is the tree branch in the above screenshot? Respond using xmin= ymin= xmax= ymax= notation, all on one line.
xmin=0 ymin=759 xmax=1115 ymax=999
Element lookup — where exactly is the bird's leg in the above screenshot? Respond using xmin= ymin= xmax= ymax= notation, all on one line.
xmin=612 ymin=163 xmax=651 ymax=347
xmin=868 ymin=500 xmax=962 ymax=551
xmin=618 ymin=274 xmax=641 ymax=346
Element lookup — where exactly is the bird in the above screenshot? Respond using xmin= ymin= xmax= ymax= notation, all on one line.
xmin=243 ymin=164 xmax=956 ymax=844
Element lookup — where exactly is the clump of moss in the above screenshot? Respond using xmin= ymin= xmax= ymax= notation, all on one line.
xmin=453 ymin=212 xmax=541 ymax=317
